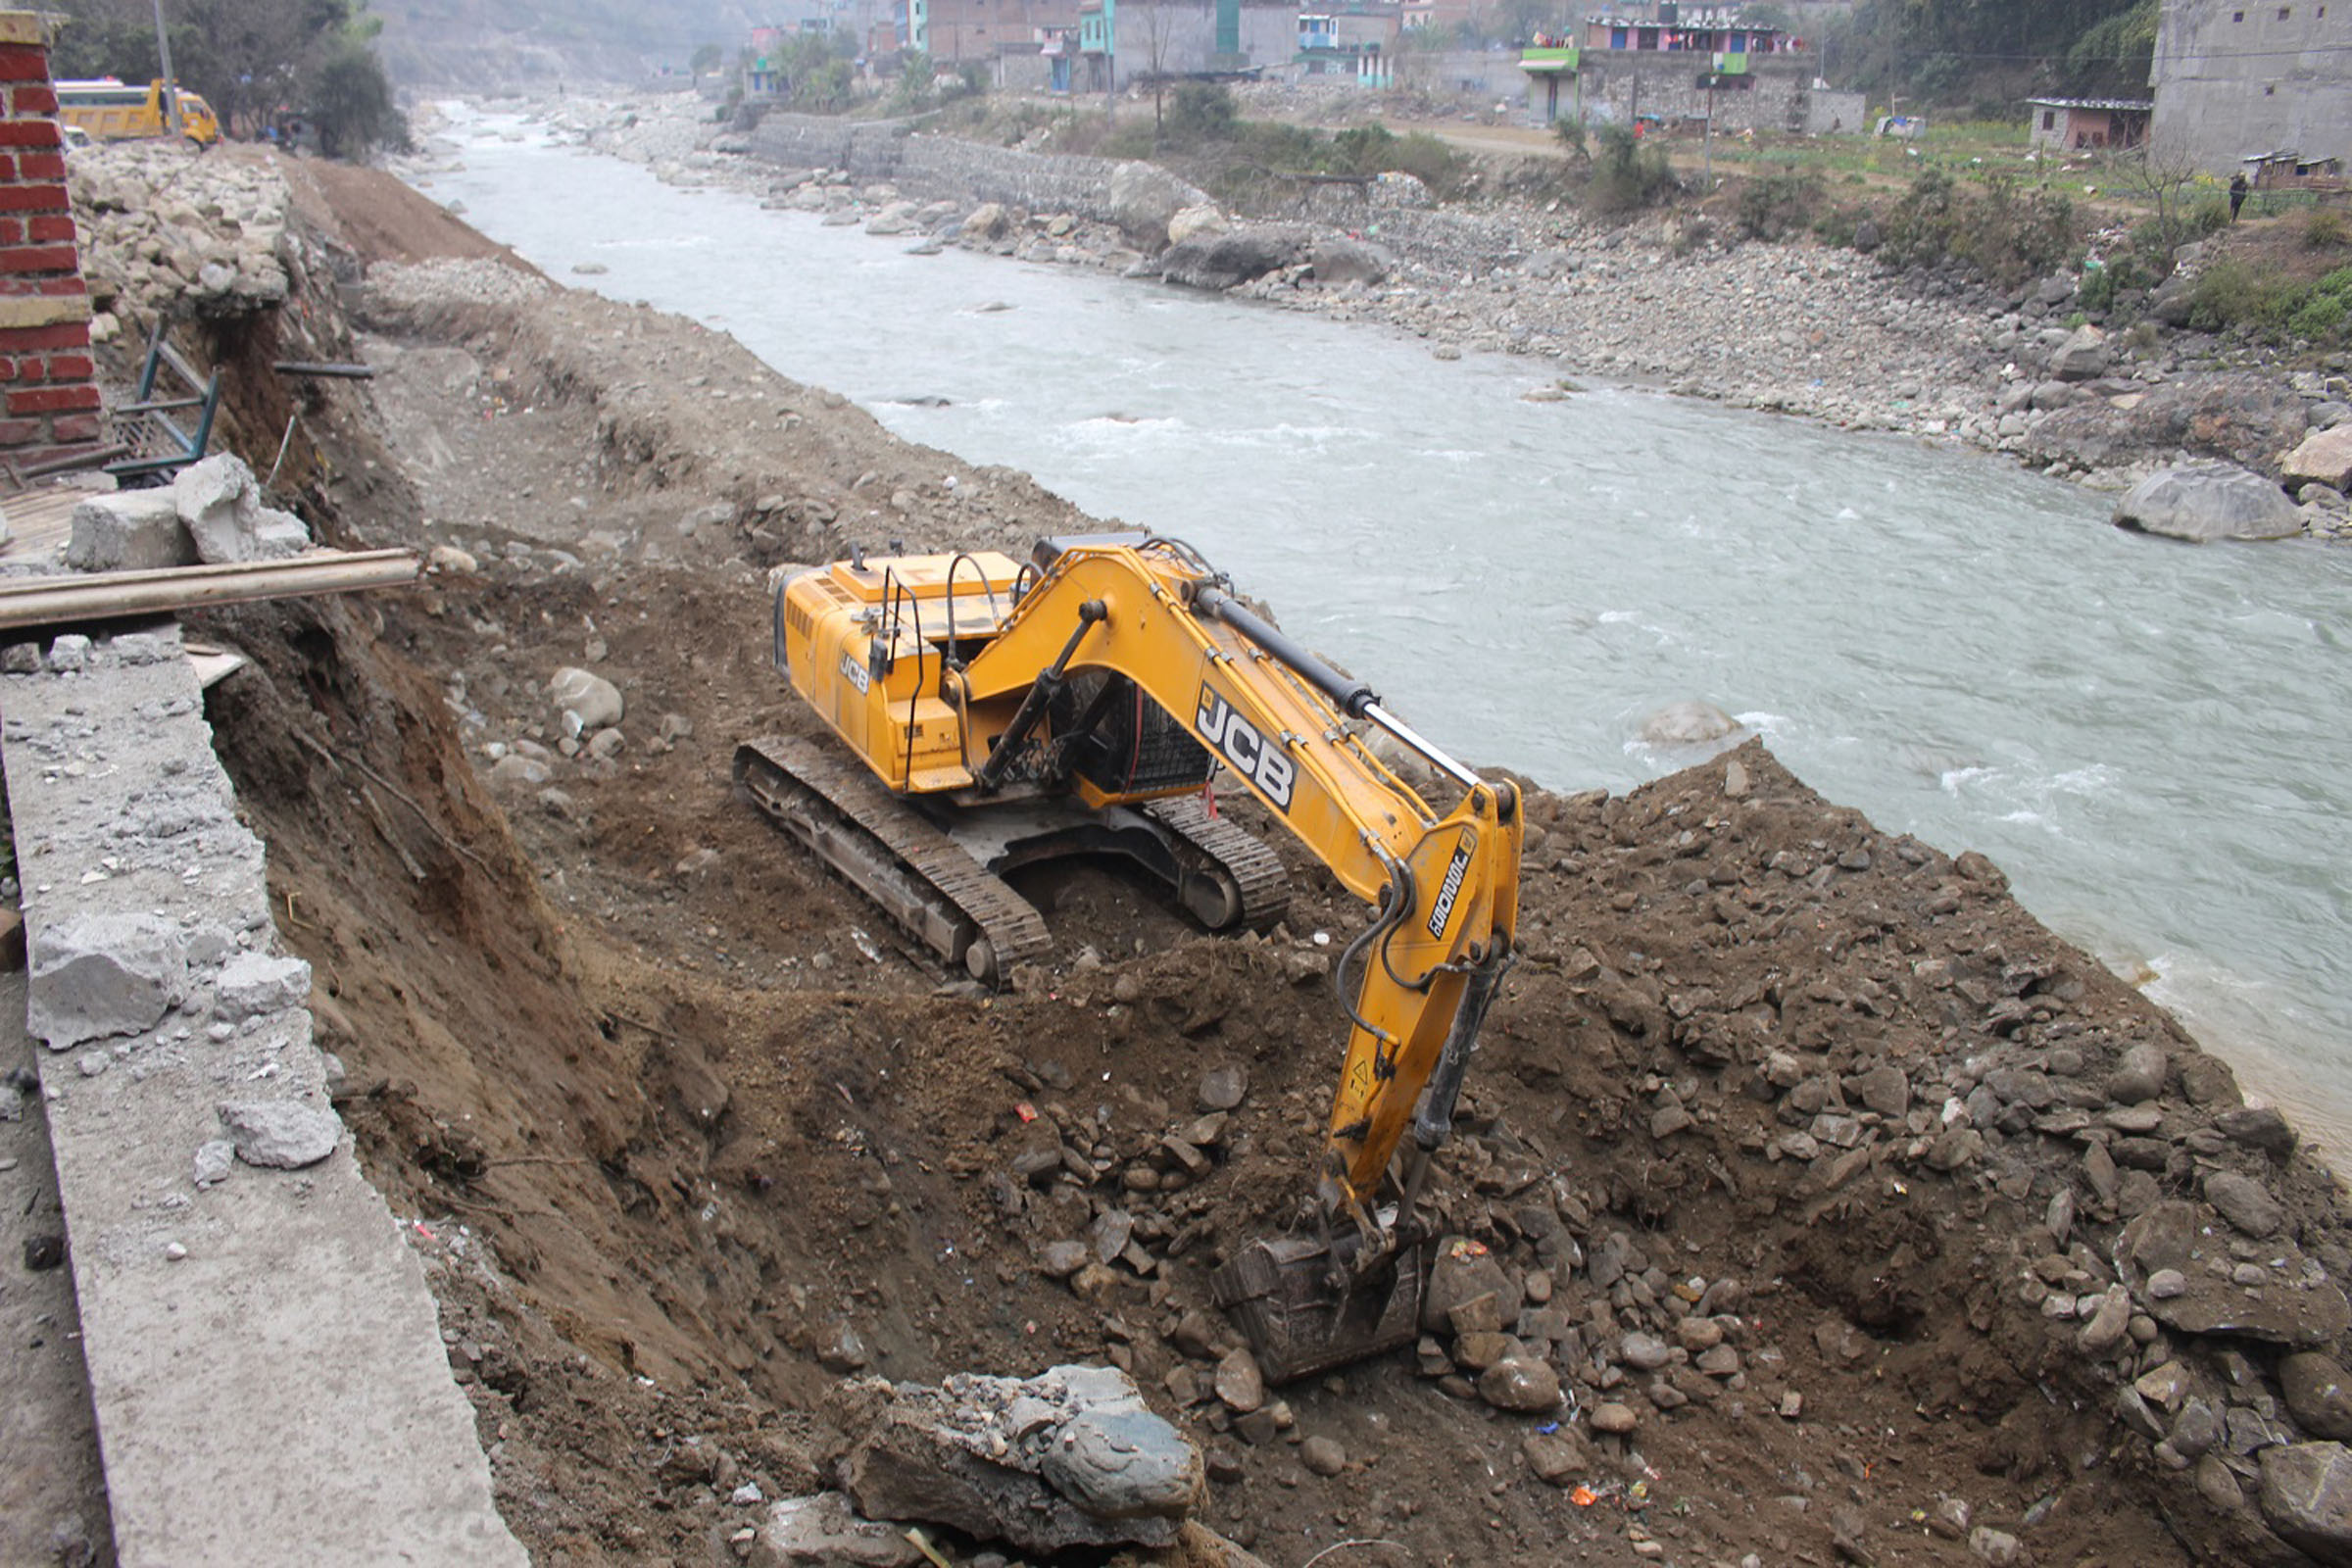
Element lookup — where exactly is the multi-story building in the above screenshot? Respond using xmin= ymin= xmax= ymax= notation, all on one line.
xmin=2150 ymin=0 xmax=2352 ymax=175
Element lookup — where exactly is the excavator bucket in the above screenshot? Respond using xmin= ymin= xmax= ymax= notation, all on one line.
xmin=1210 ymin=1234 xmax=1431 ymax=1385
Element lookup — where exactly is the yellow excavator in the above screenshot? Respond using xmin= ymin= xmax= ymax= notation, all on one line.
xmin=737 ymin=533 xmax=1521 ymax=1380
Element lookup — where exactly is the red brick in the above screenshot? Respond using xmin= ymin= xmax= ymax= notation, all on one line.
xmin=0 ymin=184 xmax=71 ymax=215
xmin=35 ymin=276 xmax=85 ymax=296
xmin=0 ymin=416 xmax=43 ymax=446
xmin=0 ymin=155 xmax=15 ymax=182
xmin=0 ymin=359 xmax=15 ymax=381
xmin=0 ymin=46 xmax=49 ymax=82
xmin=0 ymin=244 xmax=79 ymax=273
xmin=24 ymin=215 xmax=71 ymax=244
xmin=45 ymin=353 xmax=90 ymax=380
xmin=50 ymin=412 xmax=99 ymax=443
xmin=5 ymin=383 xmax=98 ymax=415
xmin=0 ymin=121 xmax=60 ymax=149
xmin=10 ymin=357 xmax=35 ymax=381
xmin=0 ymin=219 xmax=21 ymax=247
xmin=17 ymin=152 xmax=63 ymax=181
xmin=11 ymin=86 xmax=58 ymax=116
xmin=0 ymin=322 xmax=92 ymax=352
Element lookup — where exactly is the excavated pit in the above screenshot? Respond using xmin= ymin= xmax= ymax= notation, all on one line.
xmin=39 ymin=148 xmax=2352 ymax=1567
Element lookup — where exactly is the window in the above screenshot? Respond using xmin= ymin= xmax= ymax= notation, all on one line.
xmin=2042 ymin=110 xmax=2056 ymax=129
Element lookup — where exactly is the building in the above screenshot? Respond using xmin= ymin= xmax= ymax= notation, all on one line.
xmin=2027 ymin=97 xmax=2152 ymax=151
xmin=1581 ymin=8 xmax=1795 ymax=59
xmin=1521 ymin=6 xmax=1830 ymax=131
xmin=924 ymin=0 xmax=1084 ymax=62
xmin=1297 ymin=6 xmax=1399 ymax=84
xmin=2150 ymin=0 xmax=2352 ymax=175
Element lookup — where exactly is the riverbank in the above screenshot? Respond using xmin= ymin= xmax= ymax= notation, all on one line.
xmin=408 ymin=91 xmax=2352 ymax=542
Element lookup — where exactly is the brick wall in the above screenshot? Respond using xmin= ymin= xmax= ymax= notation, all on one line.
xmin=0 ymin=12 xmax=98 ymax=464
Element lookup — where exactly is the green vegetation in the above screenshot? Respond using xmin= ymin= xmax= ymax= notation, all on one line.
xmin=1093 ymin=84 xmax=1467 ymax=206
xmin=1735 ymin=167 xmax=1824 ymax=240
xmin=51 ymin=0 xmax=407 ymax=153
xmin=1587 ymin=122 xmax=1678 ymax=214
xmin=1875 ymin=167 xmax=2078 ymax=287
xmin=2184 ymin=262 xmax=2352 ymax=346
xmin=1828 ymin=0 xmax=2155 ymax=109
xmin=763 ymin=30 xmax=857 ymax=112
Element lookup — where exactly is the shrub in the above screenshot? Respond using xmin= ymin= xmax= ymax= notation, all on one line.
xmin=1737 ymin=169 xmax=1824 ymax=240
xmin=1164 ymin=82 xmax=1237 ymax=147
xmin=1588 ymin=122 xmax=1677 ymax=214
xmin=1874 ymin=168 xmax=2079 ymax=288
xmin=2304 ymin=207 xmax=2351 ymax=251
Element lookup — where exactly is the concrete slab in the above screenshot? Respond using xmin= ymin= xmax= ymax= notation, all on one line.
xmin=0 ymin=970 xmax=114 ymax=1568
xmin=0 ymin=620 xmax=527 ymax=1568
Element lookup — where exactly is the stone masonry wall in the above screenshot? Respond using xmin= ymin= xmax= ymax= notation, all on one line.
xmin=0 ymin=12 xmax=98 ymax=466
xmin=752 ymin=115 xmax=1155 ymax=224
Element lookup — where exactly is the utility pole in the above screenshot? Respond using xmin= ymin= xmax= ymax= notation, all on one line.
xmin=1703 ymin=74 xmax=1713 ymax=186
xmin=150 ymin=0 xmax=181 ymax=136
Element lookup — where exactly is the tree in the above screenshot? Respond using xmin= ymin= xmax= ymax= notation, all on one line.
xmin=690 ymin=42 xmax=722 ymax=75
xmin=49 ymin=0 xmax=403 ymax=150
xmin=311 ymin=24 xmax=406 ymax=156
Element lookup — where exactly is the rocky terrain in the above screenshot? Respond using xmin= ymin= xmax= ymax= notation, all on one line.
xmin=15 ymin=132 xmax=2352 ymax=1568
xmin=416 ymin=90 xmax=2352 ymax=544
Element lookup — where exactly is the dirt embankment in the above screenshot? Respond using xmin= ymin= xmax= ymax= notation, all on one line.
xmin=111 ymin=154 xmax=2352 ymax=1568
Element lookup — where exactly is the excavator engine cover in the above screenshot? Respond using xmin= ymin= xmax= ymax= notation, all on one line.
xmin=1210 ymin=1233 xmax=1430 ymax=1385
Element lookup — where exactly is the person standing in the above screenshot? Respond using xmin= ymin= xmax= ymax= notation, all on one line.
xmin=2230 ymin=172 xmax=2249 ymax=221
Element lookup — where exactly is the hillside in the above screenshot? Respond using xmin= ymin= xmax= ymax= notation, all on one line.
xmin=367 ymin=0 xmax=752 ymax=89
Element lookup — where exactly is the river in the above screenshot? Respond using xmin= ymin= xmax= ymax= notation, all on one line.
xmin=413 ymin=107 xmax=2352 ymax=1150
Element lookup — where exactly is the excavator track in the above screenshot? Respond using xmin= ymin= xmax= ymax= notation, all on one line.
xmin=1145 ymin=794 xmax=1291 ymax=933
xmin=734 ymin=735 xmax=1053 ymax=986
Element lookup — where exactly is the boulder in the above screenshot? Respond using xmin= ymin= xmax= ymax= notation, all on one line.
xmin=2282 ymin=1354 xmax=2352 ymax=1443
xmin=2282 ymin=425 xmax=2352 ymax=492
xmin=1165 ymin=205 xmax=1228 ymax=248
xmin=1107 ymin=162 xmax=1206 ymax=250
xmin=963 ymin=202 xmax=1011 ymax=241
xmin=1159 ymin=225 xmax=1311 ymax=292
xmin=2111 ymin=463 xmax=2306 ymax=543
xmin=1640 ymin=700 xmax=1741 ymax=747
xmin=1477 ymin=1355 xmax=1562 ymax=1413
xmin=2114 ymin=1200 xmax=2350 ymax=1346
xmin=65 ymin=491 xmax=194 ymax=571
xmin=839 ymin=1364 xmax=1200 ymax=1554
xmin=1309 ymin=236 xmax=1394 ymax=287
xmin=2204 ymin=1169 xmax=2285 ymax=1237
xmin=758 ymin=1493 xmax=922 ymax=1567
xmin=1422 ymin=1236 xmax=1516 ymax=1333
xmin=2261 ymin=1443 xmax=2352 ymax=1566
xmin=2048 ymin=323 xmax=2110 ymax=381
xmin=550 ymin=666 xmax=624 ymax=732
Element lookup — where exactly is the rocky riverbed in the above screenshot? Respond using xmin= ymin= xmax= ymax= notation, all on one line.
xmin=403 ymin=91 xmax=2352 ymax=544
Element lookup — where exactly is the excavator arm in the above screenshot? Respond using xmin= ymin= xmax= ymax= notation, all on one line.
xmin=956 ymin=537 xmax=1522 ymax=1378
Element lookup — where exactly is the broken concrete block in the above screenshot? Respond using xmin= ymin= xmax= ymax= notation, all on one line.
xmin=217 ymin=1099 xmax=342 ymax=1168
xmin=193 ymin=1138 xmax=234 ymax=1188
xmin=756 ymin=1493 xmax=922 ymax=1567
xmin=840 ymin=1363 xmax=1200 ymax=1554
xmin=251 ymin=508 xmax=311 ymax=560
xmin=173 ymin=454 xmax=264 ymax=564
xmin=214 ymin=951 xmax=311 ymax=1019
xmin=27 ymin=911 xmax=190 ymax=1049
xmin=66 ymin=491 xmax=194 ymax=571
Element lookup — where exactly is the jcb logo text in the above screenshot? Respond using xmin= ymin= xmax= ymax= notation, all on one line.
xmin=1196 ymin=688 xmax=1296 ymax=809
